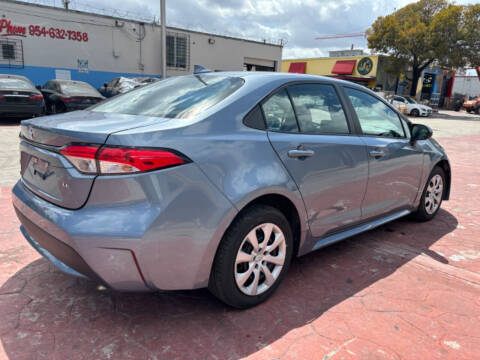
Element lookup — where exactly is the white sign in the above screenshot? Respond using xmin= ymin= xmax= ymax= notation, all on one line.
xmin=77 ymin=59 xmax=88 ymax=74
xmin=55 ymin=69 xmax=71 ymax=80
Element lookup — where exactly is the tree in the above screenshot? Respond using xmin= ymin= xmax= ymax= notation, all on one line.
xmin=367 ymin=0 xmax=480 ymax=96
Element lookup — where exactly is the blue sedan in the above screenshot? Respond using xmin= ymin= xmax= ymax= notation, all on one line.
xmin=13 ymin=72 xmax=450 ymax=308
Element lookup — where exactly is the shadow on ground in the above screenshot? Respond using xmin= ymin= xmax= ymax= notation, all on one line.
xmin=0 ymin=209 xmax=458 ymax=359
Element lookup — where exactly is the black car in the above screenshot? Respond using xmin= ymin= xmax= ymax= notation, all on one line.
xmin=0 ymin=74 xmax=45 ymax=119
xmin=40 ymin=80 xmax=105 ymax=114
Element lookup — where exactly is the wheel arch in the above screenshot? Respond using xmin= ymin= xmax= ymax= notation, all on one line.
xmin=435 ymin=159 xmax=451 ymax=200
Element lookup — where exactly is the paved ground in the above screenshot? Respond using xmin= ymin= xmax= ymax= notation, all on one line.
xmin=0 ymin=111 xmax=479 ymax=359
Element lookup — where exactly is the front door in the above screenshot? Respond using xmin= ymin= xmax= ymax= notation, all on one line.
xmin=263 ymin=83 xmax=369 ymax=238
xmin=342 ymin=86 xmax=424 ymax=219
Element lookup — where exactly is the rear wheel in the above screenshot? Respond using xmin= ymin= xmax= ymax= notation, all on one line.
xmin=209 ymin=205 xmax=293 ymax=308
xmin=411 ymin=167 xmax=445 ymax=222
xmin=51 ymin=102 xmax=66 ymax=114
xmin=410 ymin=109 xmax=420 ymax=117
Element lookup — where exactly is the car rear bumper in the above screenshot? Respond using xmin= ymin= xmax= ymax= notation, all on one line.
xmin=0 ymin=103 xmax=44 ymax=117
xmin=12 ymin=163 xmax=237 ymax=291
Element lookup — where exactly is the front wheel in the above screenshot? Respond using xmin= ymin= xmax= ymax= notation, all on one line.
xmin=410 ymin=109 xmax=420 ymax=117
xmin=209 ymin=205 xmax=293 ymax=308
xmin=411 ymin=167 xmax=445 ymax=222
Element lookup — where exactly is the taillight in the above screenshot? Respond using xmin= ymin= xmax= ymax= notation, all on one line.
xmin=29 ymin=94 xmax=43 ymax=101
xmin=60 ymin=145 xmax=98 ymax=174
xmin=0 ymin=94 xmax=4 ymax=99
xmin=61 ymin=97 xmax=75 ymax=103
xmin=60 ymin=145 xmax=187 ymax=174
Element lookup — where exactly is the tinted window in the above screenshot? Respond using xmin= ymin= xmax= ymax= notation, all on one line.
xmin=288 ymin=84 xmax=349 ymax=134
xmin=92 ymin=74 xmax=244 ymax=119
xmin=345 ymin=87 xmax=405 ymax=138
xmin=60 ymin=82 xmax=101 ymax=97
xmin=261 ymin=89 xmax=298 ymax=133
xmin=243 ymin=105 xmax=265 ymax=130
xmin=0 ymin=78 xmax=35 ymax=90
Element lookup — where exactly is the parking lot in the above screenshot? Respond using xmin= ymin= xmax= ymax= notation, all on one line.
xmin=0 ymin=110 xmax=480 ymax=359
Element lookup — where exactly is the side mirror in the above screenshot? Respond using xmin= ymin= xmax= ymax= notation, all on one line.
xmin=103 ymin=83 xmax=108 ymax=88
xmin=410 ymin=124 xmax=433 ymax=144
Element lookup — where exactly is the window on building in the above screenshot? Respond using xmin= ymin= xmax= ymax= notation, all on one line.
xmin=2 ymin=44 xmax=15 ymax=60
xmin=166 ymin=33 xmax=189 ymax=70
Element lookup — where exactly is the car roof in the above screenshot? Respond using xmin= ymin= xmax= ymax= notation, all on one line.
xmin=0 ymin=74 xmax=32 ymax=83
xmin=195 ymin=71 xmax=370 ymax=92
xmin=53 ymin=79 xmax=91 ymax=85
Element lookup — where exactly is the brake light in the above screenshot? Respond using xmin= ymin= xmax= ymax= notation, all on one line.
xmin=0 ymin=94 xmax=4 ymax=99
xmin=29 ymin=94 xmax=43 ymax=101
xmin=60 ymin=145 xmax=187 ymax=174
xmin=61 ymin=97 xmax=75 ymax=103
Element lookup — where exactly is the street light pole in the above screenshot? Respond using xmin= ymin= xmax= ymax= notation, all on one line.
xmin=160 ymin=0 xmax=166 ymax=80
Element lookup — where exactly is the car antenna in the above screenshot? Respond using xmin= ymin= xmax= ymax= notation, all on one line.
xmin=193 ymin=65 xmax=212 ymax=74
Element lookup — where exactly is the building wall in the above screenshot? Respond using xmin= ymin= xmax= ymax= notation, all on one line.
xmin=0 ymin=0 xmax=282 ymax=87
xmin=281 ymin=55 xmax=379 ymax=86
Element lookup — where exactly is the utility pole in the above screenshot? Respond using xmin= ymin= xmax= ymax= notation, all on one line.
xmin=160 ymin=0 xmax=166 ymax=79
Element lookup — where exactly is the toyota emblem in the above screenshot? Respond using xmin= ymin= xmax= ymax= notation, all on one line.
xmin=28 ymin=127 xmax=35 ymax=140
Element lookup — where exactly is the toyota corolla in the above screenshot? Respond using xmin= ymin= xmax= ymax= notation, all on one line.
xmin=12 ymin=72 xmax=450 ymax=308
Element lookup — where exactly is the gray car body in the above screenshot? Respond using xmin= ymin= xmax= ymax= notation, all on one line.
xmin=12 ymin=72 xmax=450 ymax=292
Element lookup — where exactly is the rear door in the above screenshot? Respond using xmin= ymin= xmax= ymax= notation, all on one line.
xmin=342 ymin=86 xmax=424 ymax=219
xmin=265 ymin=83 xmax=369 ymax=238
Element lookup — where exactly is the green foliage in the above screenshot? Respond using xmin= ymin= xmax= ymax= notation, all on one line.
xmin=367 ymin=0 xmax=480 ymax=91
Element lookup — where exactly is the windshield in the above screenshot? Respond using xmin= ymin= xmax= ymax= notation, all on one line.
xmin=0 ymin=78 xmax=35 ymax=90
xmin=91 ymin=74 xmax=244 ymax=119
xmin=405 ymin=97 xmax=417 ymax=104
xmin=60 ymin=82 xmax=101 ymax=97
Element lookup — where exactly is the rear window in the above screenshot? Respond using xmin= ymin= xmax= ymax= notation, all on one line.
xmin=60 ymin=82 xmax=101 ymax=97
xmin=91 ymin=74 xmax=244 ymax=119
xmin=0 ymin=78 xmax=35 ymax=90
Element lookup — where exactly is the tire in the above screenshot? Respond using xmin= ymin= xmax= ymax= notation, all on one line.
xmin=466 ymin=109 xmax=472 ymax=113
xmin=410 ymin=109 xmax=420 ymax=117
xmin=209 ymin=205 xmax=294 ymax=308
xmin=52 ymin=102 xmax=66 ymax=114
xmin=411 ymin=167 xmax=446 ymax=222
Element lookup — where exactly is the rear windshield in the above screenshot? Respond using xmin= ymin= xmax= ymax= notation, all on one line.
xmin=91 ymin=74 xmax=244 ymax=119
xmin=0 ymin=78 xmax=35 ymax=90
xmin=61 ymin=82 xmax=101 ymax=97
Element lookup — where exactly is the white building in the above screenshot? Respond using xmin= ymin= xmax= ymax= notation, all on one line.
xmin=0 ymin=0 xmax=283 ymax=87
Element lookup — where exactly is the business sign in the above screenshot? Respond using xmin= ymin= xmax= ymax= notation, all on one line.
xmin=357 ymin=57 xmax=373 ymax=75
xmin=0 ymin=18 xmax=88 ymax=42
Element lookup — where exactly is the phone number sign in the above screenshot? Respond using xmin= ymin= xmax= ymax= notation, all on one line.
xmin=0 ymin=19 xmax=88 ymax=42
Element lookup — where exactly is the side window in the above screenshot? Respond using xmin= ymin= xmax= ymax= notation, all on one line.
xmin=345 ymin=87 xmax=405 ymax=138
xmin=261 ymin=89 xmax=299 ymax=133
xmin=288 ymin=84 xmax=349 ymax=134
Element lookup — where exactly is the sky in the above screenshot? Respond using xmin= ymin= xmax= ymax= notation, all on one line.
xmin=29 ymin=0 xmax=475 ymax=59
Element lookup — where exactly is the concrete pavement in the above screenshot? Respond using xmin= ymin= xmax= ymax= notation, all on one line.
xmin=0 ymin=111 xmax=479 ymax=359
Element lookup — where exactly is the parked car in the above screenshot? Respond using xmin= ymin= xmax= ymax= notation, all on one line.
xmin=462 ymin=94 xmax=480 ymax=114
xmin=99 ymin=76 xmax=159 ymax=98
xmin=39 ymin=80 xmax=105 ymax=114
xmin=0 ymin=74 xmax=45 ymax=119
xmin=390 ymin=95 xmax=432 ymax=117
xmin=13 ymin=72 xmax=451 ymax=308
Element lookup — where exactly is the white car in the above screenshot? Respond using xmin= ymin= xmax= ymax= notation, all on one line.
xmin=391 ymin=95 xmax=432 ymax=117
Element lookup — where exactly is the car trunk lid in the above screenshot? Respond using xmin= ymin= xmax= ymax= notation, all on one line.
xmin=20 ymin=111 xmax=163 ymax=209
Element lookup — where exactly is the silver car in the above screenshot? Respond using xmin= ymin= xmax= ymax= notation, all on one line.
xmin=13 ymin=72 xmax=450 ymax=308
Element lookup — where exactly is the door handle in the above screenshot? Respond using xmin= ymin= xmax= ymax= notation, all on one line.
xmin=369 ymin=149 xmax=386 ymax=158
xmin=288 ymin=149 xmax=315 ymax=158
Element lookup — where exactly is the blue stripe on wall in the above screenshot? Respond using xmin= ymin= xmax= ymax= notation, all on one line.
xmin=0 ymin=65 xmax=161 ymax=88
